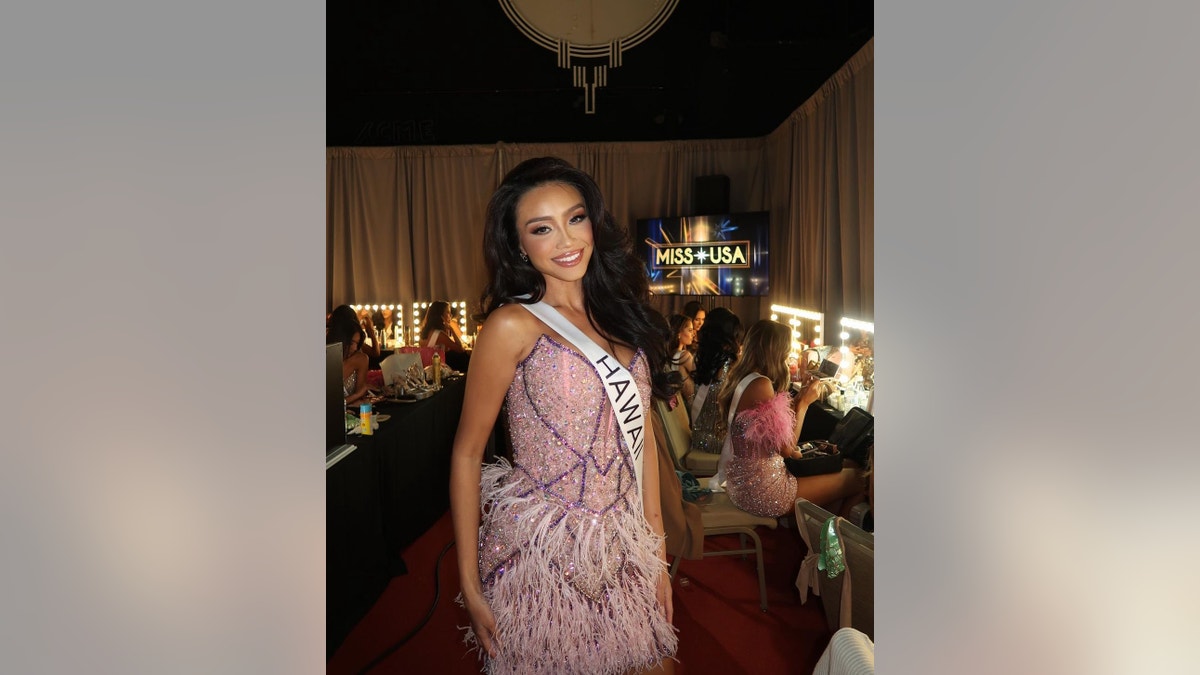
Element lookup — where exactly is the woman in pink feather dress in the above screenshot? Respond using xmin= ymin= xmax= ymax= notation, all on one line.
xmin=715 ymin=320 xmax=866 ymax=518
xmin=449 ymin=157 xmax=677 ymax=674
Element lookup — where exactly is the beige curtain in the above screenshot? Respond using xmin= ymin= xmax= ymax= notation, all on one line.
xmin=766 ymin=40 xmax=874 ymax=324
xmin=327 ymin=39 xmax=873 ymax=328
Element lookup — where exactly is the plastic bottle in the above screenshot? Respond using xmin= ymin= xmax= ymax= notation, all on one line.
xmin=432 ymin=352 xmax=442 ymax=390
xmin=359 ymin=402 xmax=373 ymax=435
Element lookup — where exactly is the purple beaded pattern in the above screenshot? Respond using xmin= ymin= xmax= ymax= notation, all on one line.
xmin=468 ymin=334 xmax=677 ymax=674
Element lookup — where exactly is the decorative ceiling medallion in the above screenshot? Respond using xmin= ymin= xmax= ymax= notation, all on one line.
xmin=498 ymin=0 xmax=679 ymax=114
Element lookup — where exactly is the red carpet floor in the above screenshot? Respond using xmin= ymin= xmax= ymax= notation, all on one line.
xmin=329 ymin=511 xmax=833 ymax=674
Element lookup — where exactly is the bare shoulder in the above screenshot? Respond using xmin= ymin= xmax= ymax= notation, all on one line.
xmin=479 ymin=304 xmax=542 ymax=341
xmin=736 ymin=375 xmax=774 ymax=412
xmin=473 ymin=304 xmax=545 ymax=364
xmin=348 ymin=352 xmax=369 ymax=369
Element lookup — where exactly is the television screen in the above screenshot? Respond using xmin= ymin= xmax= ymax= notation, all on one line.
xmin=635 ymin=211 xmax=769 ymax=296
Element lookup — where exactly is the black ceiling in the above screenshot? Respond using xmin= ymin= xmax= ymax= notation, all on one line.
xmin=327 ymin=0 xmax=872 ymax=147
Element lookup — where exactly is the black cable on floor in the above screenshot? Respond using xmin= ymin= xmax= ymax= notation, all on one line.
xmin=356 ymin=538 xmax=456 ymax=675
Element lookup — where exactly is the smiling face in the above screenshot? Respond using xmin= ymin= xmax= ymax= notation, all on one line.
xmin=515 ymin=182 xmax=594 ymax=287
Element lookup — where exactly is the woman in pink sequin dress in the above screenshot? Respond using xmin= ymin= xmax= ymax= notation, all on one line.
xmin=715 ymin=320 xmax=865 ymax=518
xmin=450 ymin=157 xmax=678 ymax=674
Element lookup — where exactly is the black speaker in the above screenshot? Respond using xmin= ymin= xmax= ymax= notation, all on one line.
xmin=693 ymin=174 xmax=730 ymax=214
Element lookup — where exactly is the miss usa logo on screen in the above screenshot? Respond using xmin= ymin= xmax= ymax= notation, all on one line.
xmin=651 ymin=241 xmax=752 ymax=269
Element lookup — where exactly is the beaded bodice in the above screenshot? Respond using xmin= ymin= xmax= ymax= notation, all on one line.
xmin=503 ymin=334 xmax=649 ymax=514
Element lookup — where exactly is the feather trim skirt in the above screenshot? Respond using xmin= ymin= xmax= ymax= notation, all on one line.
xmin=461 ymin=459 xmax=678 ymax=674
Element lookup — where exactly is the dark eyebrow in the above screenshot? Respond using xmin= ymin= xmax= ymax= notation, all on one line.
xmin=521 ymin=202 xmax=586 ymax=228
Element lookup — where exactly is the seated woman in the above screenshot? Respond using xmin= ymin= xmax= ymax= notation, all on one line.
xmin=328 ymin=304 xmax=370 ymax=405
xmin=681 ymin=300 xmax=706 ymax=355
xmin=648 ymin=309 xmax=704 ymax=561
xmin=419 ymin=300 xmax=470 ymax=372
xmin=352 ymin=306 xmax=381 ymax=359
xmin=689 ymin=307 xmax=743 ymax=457
xmin=716 ymin=320 xmax=865 ymax=518
xmin=667 ymin=313 xmax=698 ymax=415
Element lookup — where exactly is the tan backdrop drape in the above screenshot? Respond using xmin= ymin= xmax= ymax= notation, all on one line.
xmin=327 ymin=39 xmax=872 ymax=329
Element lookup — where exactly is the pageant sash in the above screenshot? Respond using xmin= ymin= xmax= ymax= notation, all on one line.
xmin=710 ymin=373 xmax=764 ymax=492
xmin=520 ymin=301 xmax=648 ymax=496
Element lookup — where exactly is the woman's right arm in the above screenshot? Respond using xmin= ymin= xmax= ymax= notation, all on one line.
xmin=449 ymin=307 xmax=531 ymax=659
xmin=359 ymin=318 xmax=381 ymax=358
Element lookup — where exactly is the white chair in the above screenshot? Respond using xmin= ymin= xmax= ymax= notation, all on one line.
xmin=667 ymin=492 xmax=778 ymax=612
xmin=839 ymin=515 xmax=874 ymax=640
xmin=794 ymin=499 xmax=874 ymax=638
xmin=653 ymin=395 xmax=720 ymax=477
xmin=795 ymin=498 xmax=844 ymax=630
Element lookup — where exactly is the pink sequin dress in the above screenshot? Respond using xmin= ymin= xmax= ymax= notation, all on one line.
xmin=469 ymin=335 xmax=677 ymax=674
xmin=724 ymin=381 xmax=798 ymax=518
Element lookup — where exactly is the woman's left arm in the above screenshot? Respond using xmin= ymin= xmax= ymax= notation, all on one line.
xmin=640 ymin=422 xmax=673 ymax=624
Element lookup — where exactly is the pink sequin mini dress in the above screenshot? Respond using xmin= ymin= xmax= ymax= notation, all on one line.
xmin=467 ymin=335 xmax=677 ymax=674
xmin=724 ymin=386 xmax=799 ymax=518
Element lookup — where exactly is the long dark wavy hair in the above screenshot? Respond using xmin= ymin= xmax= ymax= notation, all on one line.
xmin=648 ymin=308 xmax=683 ymax=401
xmin=327 ymin=304 xmax=366 ymax=359
xmin=479 ymin=156 xmax=670 ymax=398
xmin=692 ymin=306 xmax=744 ymax=386
xmin=420 ymin=300 xmax=453 ymax=341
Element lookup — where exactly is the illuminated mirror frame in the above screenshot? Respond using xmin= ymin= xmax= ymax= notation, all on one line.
xmin=350 ymin=304 xmax=405 ymax=346
xmin=768 ymin=304 xmax=824 ymax=361
xmin=837 ymin=316 xmax=874 ymax=351
xmin=836 ymin=316 xmax=875 ymax=386
xmin=411 ymin=300 xmax=471 ymax=347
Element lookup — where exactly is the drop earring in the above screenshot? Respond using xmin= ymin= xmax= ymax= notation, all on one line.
xmin=520 ymin=251 xmax=529 ymax=262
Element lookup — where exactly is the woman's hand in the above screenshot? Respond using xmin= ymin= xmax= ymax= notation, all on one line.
xmin=797 ymin=368 xmax=820 ymax=387
xmin=657 ymin=567 xmax=674 ymax=624
xmin=462 ymin=589 xmax=500 ymax=659
xmin=795 ymin=380 xmax=827 ymax=408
